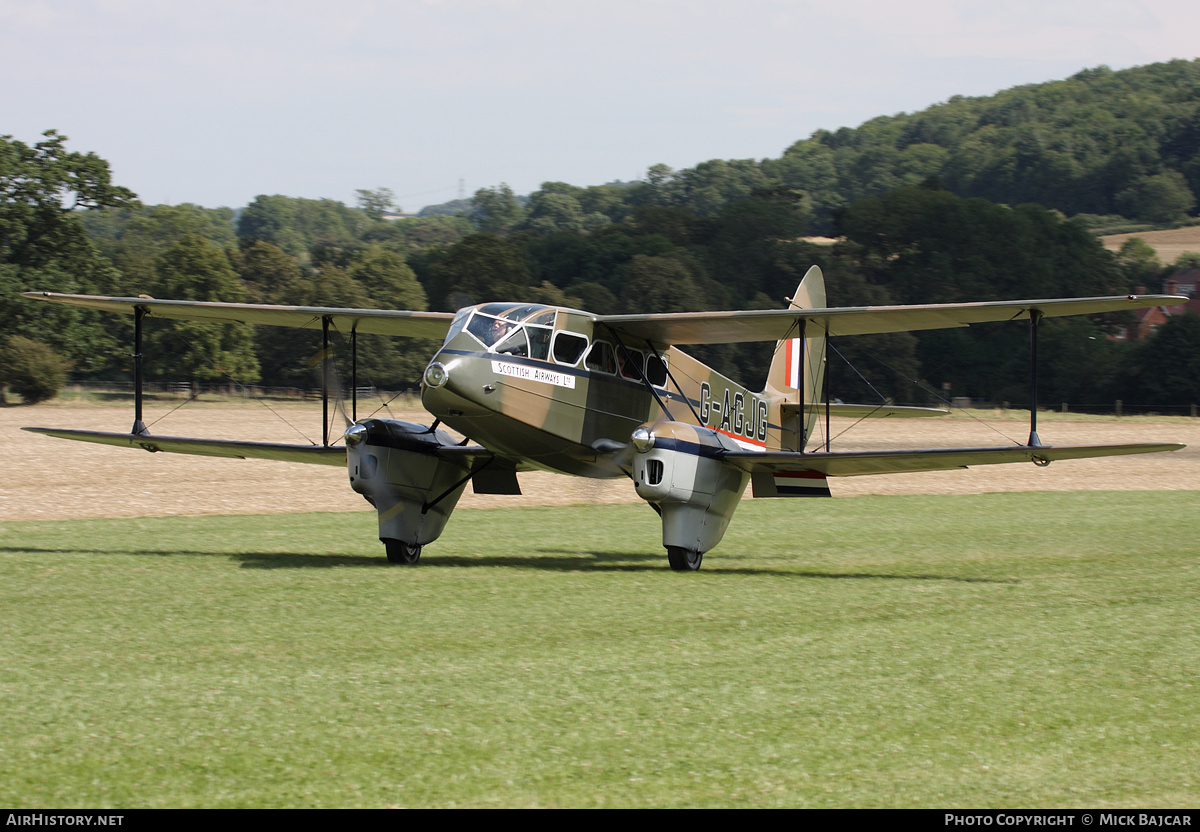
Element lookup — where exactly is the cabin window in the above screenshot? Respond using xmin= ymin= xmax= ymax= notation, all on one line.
xmin=467 ymin=313 xmax=515 ymax=347
xmin=445 ymin=308 xmax=472 ymax=342
xmin=585 ymin=341 xmax=616 ymax=375
xmin=552 ymin=332 xmax=589 ymax=366
xmin=619 ymin=348 xmax=645 ymax=381
xmin=479 ymin=302 xmax=543 ymax=322
xmin=492 ymin=324 xmax=552 ymax=359
xmin=466 ymin=304 xmax=558 ymax=351
xmin=493 ymin=327 xmax=529 ymax=356
xmin=646 ymin=354 xmax=668 ymax=387
xmin=527 ymin=326 xmax=552 ymax=360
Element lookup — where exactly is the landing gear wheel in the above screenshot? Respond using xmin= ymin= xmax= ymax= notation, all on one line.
xmin=384 ymin=539 xmax=421 ymax=564
xmin=667 ymin=546 xmax=702 ymax=571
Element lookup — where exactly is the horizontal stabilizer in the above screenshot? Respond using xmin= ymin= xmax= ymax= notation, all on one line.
xmin=752 ymin=470 xmax=832 ymax=498
xmin=22 ymin=428 xmax=348 ymax=466
xmin=728 ymin=442 xmax=1185 ymax=479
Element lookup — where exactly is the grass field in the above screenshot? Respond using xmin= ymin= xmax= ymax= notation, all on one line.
xmin=2 ymin=494 xmax=1197 ymax=808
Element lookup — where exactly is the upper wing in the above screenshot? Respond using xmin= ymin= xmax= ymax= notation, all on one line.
xmin=597 ymin=295 xmax=1187 ymax=345
xmin=725 ymin=442 xmax=1186 ymax=479
xmin=25 ymin=291 xmax=1186 ymax=347
xmin=20 ymin=293 xmax=455 ymax=339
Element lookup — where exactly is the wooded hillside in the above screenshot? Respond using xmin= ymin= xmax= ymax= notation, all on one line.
xmin=3 ymin=60 xmax=1199 ymax=409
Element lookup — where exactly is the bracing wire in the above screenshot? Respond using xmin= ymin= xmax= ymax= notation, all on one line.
xmin=146 ymin=328 xmax=317 ymax=445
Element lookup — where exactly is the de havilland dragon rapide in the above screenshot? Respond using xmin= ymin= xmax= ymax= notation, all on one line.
xmin=22 ymin=267 xmax=1187 ymax=570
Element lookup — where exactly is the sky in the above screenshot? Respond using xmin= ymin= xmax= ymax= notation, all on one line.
xmin=4 ymin=0 xmax=1199 ymax=212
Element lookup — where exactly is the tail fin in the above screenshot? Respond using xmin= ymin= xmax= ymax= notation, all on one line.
xmin=763 ymin=265 xmax=825 ymax=452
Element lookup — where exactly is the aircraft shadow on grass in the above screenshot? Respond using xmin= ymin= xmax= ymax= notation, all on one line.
xmin=0 ymin=545 xmax=1016 ymax=581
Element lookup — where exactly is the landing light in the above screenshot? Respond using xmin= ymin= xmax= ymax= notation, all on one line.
xmin=632 ymin=426 xmax=655 ymax=453
xmin=423 ymin=361 xmax=449 ymax=389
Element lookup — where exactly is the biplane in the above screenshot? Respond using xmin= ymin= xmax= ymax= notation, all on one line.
xmin=22 ymin=267 xmax=1187 ymax=570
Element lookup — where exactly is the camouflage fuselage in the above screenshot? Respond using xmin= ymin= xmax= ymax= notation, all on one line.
xmin=420 ymin=302 xmax=788 ymax=478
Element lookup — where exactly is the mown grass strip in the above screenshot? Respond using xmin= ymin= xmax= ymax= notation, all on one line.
xmin=1 ymin=493 xmax=1196 ymax=807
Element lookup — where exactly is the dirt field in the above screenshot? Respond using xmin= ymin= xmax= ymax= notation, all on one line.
xmin=1100 ymin=225 xmax=1200 ymax=263
xmin=4 ymin=401 xmax=1198 ymax=521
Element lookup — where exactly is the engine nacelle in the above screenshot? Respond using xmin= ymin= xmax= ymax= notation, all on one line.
xmin=345 ymin=419 xmax=472 ymax=547
xmin=631 ymin=421 xmax=749 ymax=556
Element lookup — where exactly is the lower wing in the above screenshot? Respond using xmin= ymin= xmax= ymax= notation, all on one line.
xmin=22 ymin=426 xmax=502 ymax=466
xmin=729 ymin=442 xmax=1185 ymax=477
xmin=22 ymin=427 xmax=349 ymax=465
xmin=725 ymin=442 xmax=1185 ymax=497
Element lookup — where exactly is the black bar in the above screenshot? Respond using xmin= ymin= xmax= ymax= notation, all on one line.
xmin=824 ymin=327 xmax=831 ymax=453
xmin=646 ymin=340 xmax=703 ymax=427
xmin=351 ymin=327 xmax=358 ymax=423
xmin=132 ymin=306 xmax=148 ymax=436
xmin=603 ymin=324 xmax=673 ymax=422
xmin=322 ymin=316 xmax=330 ymax=447
xmin=1028 ymin=308 xmax=1043 ymax=447
xmin=798 ymin=320 xmax=806 ymax=452
xmin=422 ymin=459 xmax=490 ymax=513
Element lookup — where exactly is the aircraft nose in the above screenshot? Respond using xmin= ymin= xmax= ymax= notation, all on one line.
xmin=421 ymin=353 xmax=472 ymax=417
xmin=423 ymin=361 xmax=449 ymax=389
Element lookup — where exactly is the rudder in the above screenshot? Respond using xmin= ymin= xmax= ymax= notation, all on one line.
xmin=763 ymin=265 xmax=825 ymax=452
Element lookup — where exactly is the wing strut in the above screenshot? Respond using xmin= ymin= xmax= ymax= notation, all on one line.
xmin=823 ymin=323 xmax=831 ymax=453
xmin=646 ymin=341 xmax=704 ymax=426
xmin=1028 ymin=309 xmax=1043 ymax=448
xmin=422 ymin=457 xmax=496 ymax=513
xmin=351 ymin=326 xmax=358 ymax=423
xmin=602 ymin=324 xmax=675 ymax=421
xmin=322 ymin=316 xmax=331 ymax=447
xmin=132 ymin=305 xmax=149 ymax=437
xmin=797 ymin=320 xmax=806 ymax=452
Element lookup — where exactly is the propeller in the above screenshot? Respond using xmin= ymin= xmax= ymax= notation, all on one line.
xmin=305 ymin=342 xmax=354 ymax=442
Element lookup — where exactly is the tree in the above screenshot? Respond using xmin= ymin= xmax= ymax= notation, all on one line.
xmin=820 ymin=262 xmax=922 ymax=405
xmin=355 ymin=187 xmax=396 ymax=219
xmin=0 ymin=335 xmax=70 ymax=404
xmin=471 ymin=184 xmax=524 ymax=234
xmin=82 ymin=203 xmax=237 ymax=292
xmin=419 ymin=234 xmax=532 ymax=309
xmin=646 ymin=164 xmax=676 ymax=188
xmin=1 ymin=130 xmax=137 ymax=270
xmin=237 ymin=195 xmax=303 ymax=255
xmin=1115 ymin=237 xmax=1164 ymax=290
xmin=837 ymin=185 xmax=1124 ymax=402
xmin=1 ymin=131 xmax=137 ymax=375
xmin=143 ymin=235 xmax=259 ymax=383
xmin=524 ymin=183 xmax=586 ymax=234
xmin=257 ymin=263 xmax=430 ymax=390
xmin=698 ymin=188 xmax=814 ymax=304
xmin=1124 ymin=313 xmax=1200 ymax=406
xmin=1115 ymin=172 xmax=1197 ymax=224
xmin=617 ymin=254 xmax=707 ymax=314
xmin=1039 ymin=317 xmax=1123 ymax=406
xmin=232 ymin=241 xmax=303 ymax=303
xmin=237 ymin=195 xmax=363 ymax=262
xmin=364 ymin=214 xmax=472 ymax=250
xmin=349 ymin=245 xmax=427 ymax=310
